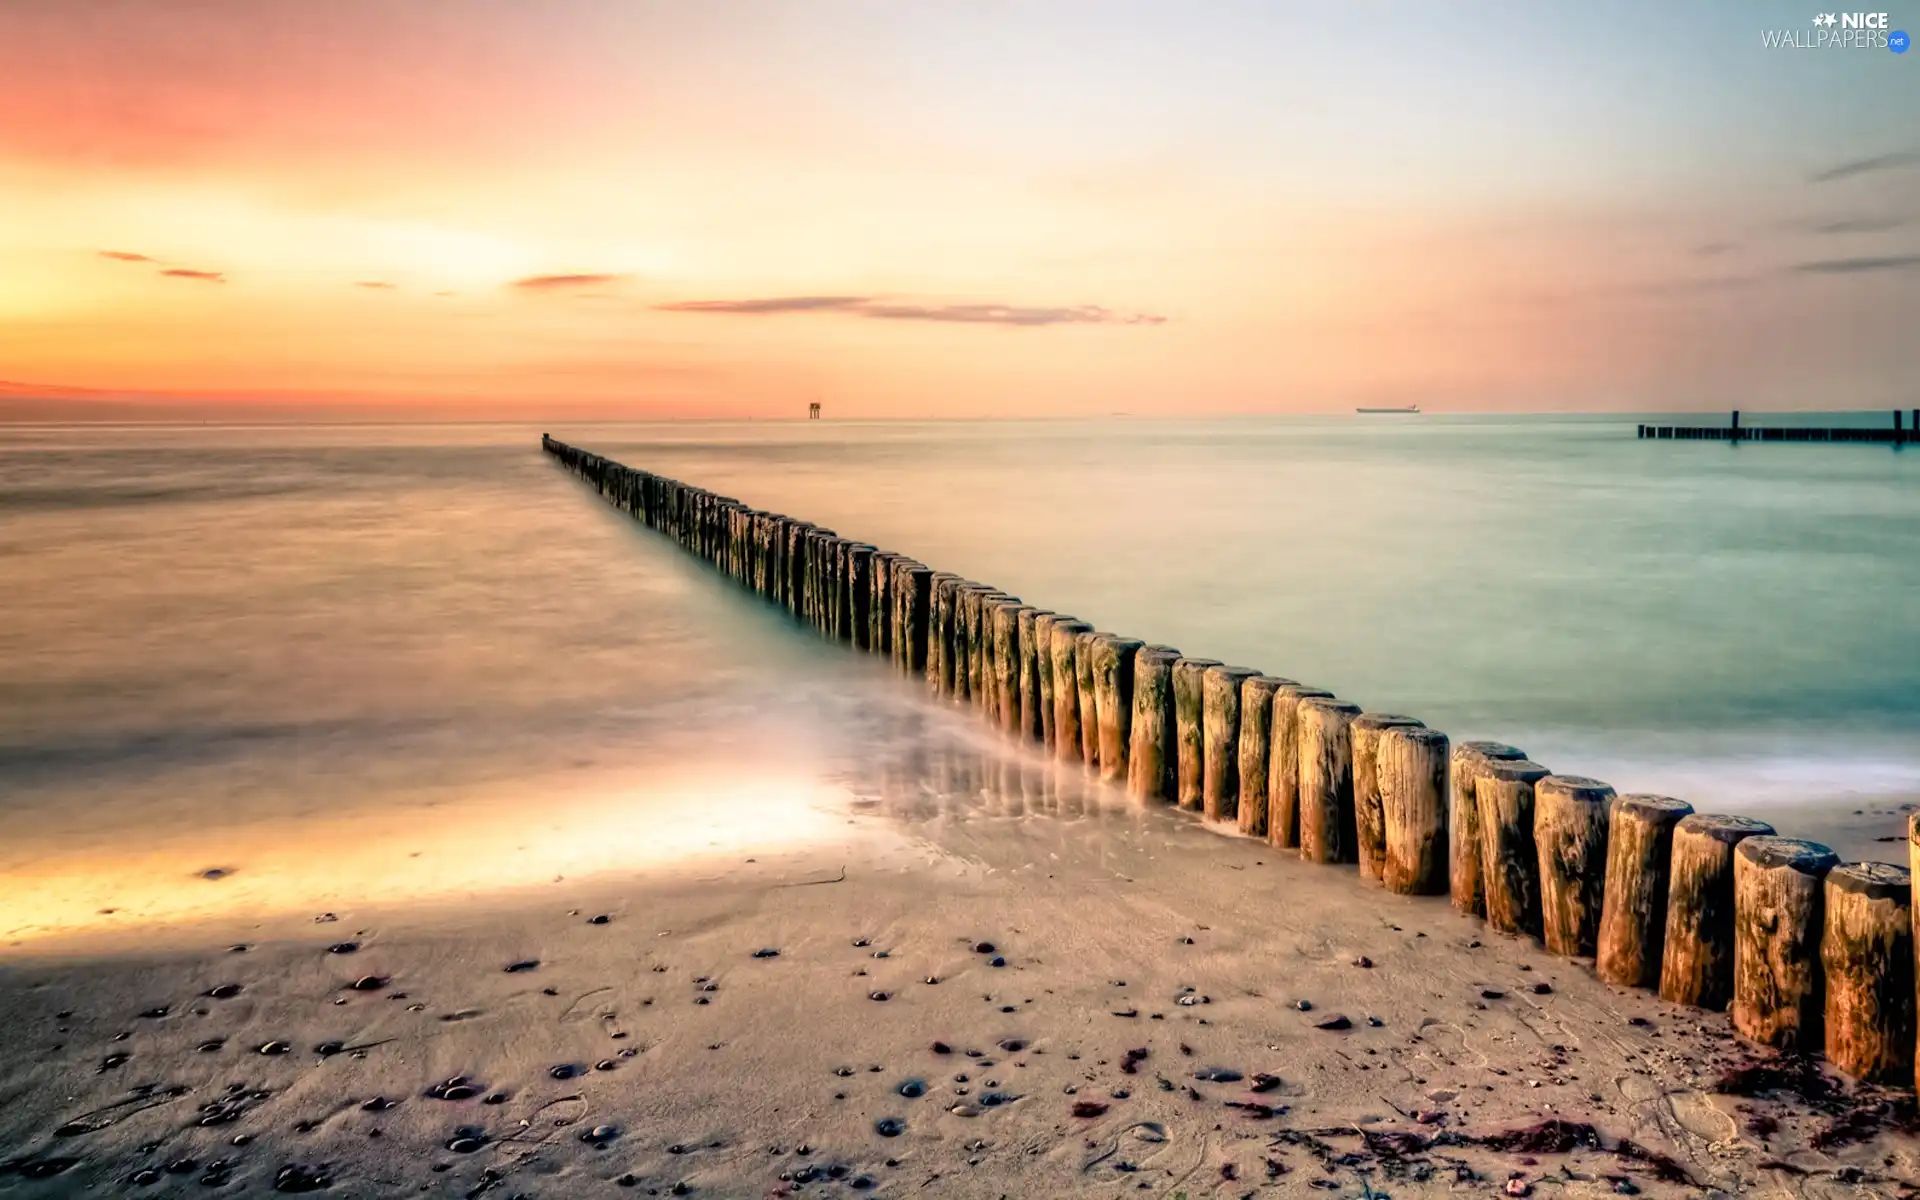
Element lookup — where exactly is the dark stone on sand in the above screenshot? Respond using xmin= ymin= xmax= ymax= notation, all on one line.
xmin=328 ymin=942 xmax=358 ymax=954
xmin=272 ymin=1163 xmax=333 ymax=1192
xmin=588 ymin=914 xmax=611 ymax=925
xmin=360 ymin=1097 xmax=396 ymax=1112
xmin=1294 ymin=1000 xmax=1313 ymax=1011
xmin=930 ymin=1042 xmax=952 ymax=1054
xmin=595 ymin=1059 xmax=618 ymax=1071
xmin=874 ymin=1117 xmax=906 ymax=1137
xmin=313 ymin=1041 xmax=344 ymax=1057
xmin=131 ymin=1168 xmax=162 ymax=1184
xmin=1250 ymin=1073 xmax=1281 ymax=1092
xmin=898 ymin=1079 xmax=926 ymax=1097
xmin=989 ymin=957 xmax=1006 ymax=968
xmin=258 ymin=1041 xmax=291 ymax=1056
xmin=445 ymin=1127 xmax=488 ymax=1153
xmin=425 ymin=1077 xmax=483 ymax=1101
xmin=99 ymin=1052 xmax=131 ymax=1071
xmin=200 ymin=868 xmax=232 ymax=880
xmin=997 ymin=1038 xmax=1026 ymax=1052
xmin=349 ymin=975 xmax=388 ymax=991
xmin=1071 ymin=1100 xmax=1109 ymax=1117
xmin=1195 ymin=1068 xmax=1243 ymax=1082
xmin=1530 ymin=982 xmax=1553 ymax=994
xmin=549 ymin=1064 xmax=583 ymax=1079
xmin=1352 ymin=957 xmax=1372 ymax=969
xmin=138 ymin=1006 xmax=169 ymax=1019
xmin=1481 ymin=989 xmax=1506 ymax=1000
xmin=504 ymin=960 xmax=540 ymax=973
xmin=580 ymin=1124 xmax=620 ymax=1148
xmin=869 ymin=991 xmax=891 ymax=1001
xmin=973 ymin=942 xmax=995 ymax=954
xmin=752 ymin=948 xmax=780 ymax=958
xmin=1314 ymin=1015 xmax=1352 ymax=1031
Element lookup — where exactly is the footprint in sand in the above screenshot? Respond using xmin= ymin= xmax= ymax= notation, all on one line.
xmin=1665 ymin=1089 xmax=1738 ymax=1147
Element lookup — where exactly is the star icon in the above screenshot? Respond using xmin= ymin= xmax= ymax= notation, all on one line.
xmin=1813 ymin=12 xmax=1837 ymax=26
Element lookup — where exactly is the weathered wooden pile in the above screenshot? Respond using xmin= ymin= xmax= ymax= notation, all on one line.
xmin=544 ymin=434 xmax=1920 ymax=1089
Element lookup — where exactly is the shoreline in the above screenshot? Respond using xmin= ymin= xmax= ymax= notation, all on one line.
xmin=5 ymin=765 xmax=1917 ymax=1196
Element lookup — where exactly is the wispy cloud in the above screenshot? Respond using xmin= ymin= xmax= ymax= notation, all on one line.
xmin=356 ymin=280 xmax=396 ymax=289
xmin=656 ymin=295 xmax=1166 ymax=327
xmin=98 ymin=250 xmax=154 ymax=263
xmin=1691 ymin=241 xmax=1736 ymax=257
xmin=1806 ymin=215 xmax=1907 ymax=235
xmin=511 ymin=273 xmax=629 ymax=291
xmin=159 ymin=268 xmax=225 ymax=282
xmin=1809 ymin=149 xmax=1920 ymax=183
xmin=657 ymin=296 xmax=868 ymax=315
xmin=1791 ymin=253 xmax=1920 ymax=275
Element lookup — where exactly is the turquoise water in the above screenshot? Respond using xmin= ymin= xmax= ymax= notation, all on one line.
xmin=2 ymin=416 xmax=1916 ymax=934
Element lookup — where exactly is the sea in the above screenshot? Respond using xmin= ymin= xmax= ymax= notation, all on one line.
xmin=4 ymin=415 xmax=1916 ymax=944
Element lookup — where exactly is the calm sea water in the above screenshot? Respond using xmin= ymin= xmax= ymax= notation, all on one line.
xmin=3 ymin=416 xmax=1916 ymax=941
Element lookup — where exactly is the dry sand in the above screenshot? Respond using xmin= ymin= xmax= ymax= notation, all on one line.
xmin=3 ymin=725 xmax=1916 ymax=1198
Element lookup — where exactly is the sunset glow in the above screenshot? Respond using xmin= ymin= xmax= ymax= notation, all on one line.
xmin=2 ymin=0 xmax=1915 ymax=418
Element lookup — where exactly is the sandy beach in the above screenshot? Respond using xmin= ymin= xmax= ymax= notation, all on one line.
xmin=5 ymin=722 xmax=1915 ymax=1198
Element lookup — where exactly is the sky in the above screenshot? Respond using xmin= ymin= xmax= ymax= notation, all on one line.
xmin=1 ymin=0 xmax=1916 ymax=419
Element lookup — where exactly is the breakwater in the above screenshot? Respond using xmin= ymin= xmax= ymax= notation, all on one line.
xmin=543 ymin=433 xmax=1919 ymax=1089
xmin=1639 ymin=409 xmax=1916 ymax=444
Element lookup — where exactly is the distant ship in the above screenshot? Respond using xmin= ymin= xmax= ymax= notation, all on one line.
xmin=1356 ymin=405 xmax=1419 ymax=414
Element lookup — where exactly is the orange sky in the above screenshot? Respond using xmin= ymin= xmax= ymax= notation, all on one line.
xmin=2 ymin=1 xmax=1915 ymax=418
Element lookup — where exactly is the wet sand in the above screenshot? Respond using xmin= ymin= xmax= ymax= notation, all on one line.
xmin=3 ymin=741 xmax=1915 ymax=1198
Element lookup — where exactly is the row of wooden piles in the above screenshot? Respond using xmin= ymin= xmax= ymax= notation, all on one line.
xmin=544 ymin=435 xmax=1920 ymax=1090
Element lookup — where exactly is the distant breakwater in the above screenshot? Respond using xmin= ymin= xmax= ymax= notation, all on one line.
xmin=543 ymin=433 xmax=1920 ymax=1092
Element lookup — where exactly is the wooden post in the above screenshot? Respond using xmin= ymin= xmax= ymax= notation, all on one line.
xmin=1534 ymin=775 xmax=1617 ymax=957
xmin=955 ymin=586 xmax=988 ymax=705
xmin=1201 ymin=665 xmax=1261 ymax=822
xmin=1170 ymin=657 xmax=1222 ymax=811
xmin=829 ymin=537 xmax=851 ymax=641
xmin=1474 ymin=758 xmax=1552 ymax=938
xmin=1033 ymin=613 xmax=1059 ymax=748
xmin=786 ymin=522 xmax=814 ymax=620
xmin=928 ymin=574 xmax=959 ymax=693
xmin=902 ymin=564 xmax=932 ymax=676
xmin=992 ymin=602 xmax=1032 ymax=736
xmin=1660 ymin=813 xmax=1775 ymax=1010
xmin=1236 ymin=676 xmax=1293 ymax=838
xmin=1595 ymin=795 xmax=1693 ymax=989
xmin=1127 ymin=646 xmax=1181 ymax=804
xmin=1377 ymin=725 xmax=1450 ymax=895
xmin=1049 ymin=619 xmax=1093 ymax=764
xmin=1297 ymin=697 xmax=1364 ymax=864
xmin=1733 ymin=836 xmax=1839 ymax=1051
xmin=1351 ymin=713 xmax=1425 ymax=883
xmin=973 ymin=592 xmax=1011 ymax=715
xmin=847 ymin=545 xmax=875 ymax=651
xmin=1018 ymin=609 xmax=1054 ymax=743
xmin=1449 ymin=742 xmax=1525 ymax=918
xmin=1091 ymin=635 xmax=1144 ymax=782
xmin=1074 ymin=629 xmax=1102 ymax=769
xmin=1267 ymin=684 xmax=1334 ymax=849
xmin=1821 ymin=862 xmax=1914 ymax=1083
